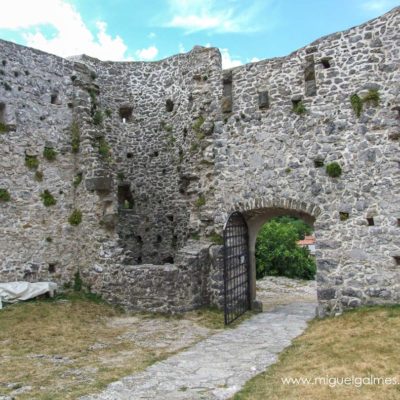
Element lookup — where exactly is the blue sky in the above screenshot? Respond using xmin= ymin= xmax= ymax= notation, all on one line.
xmin=0 ymin=0 xmax=398 ymax=68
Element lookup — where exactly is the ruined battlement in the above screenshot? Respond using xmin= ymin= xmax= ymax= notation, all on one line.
xmin=0 ymin=7 xmax=399 ymax=315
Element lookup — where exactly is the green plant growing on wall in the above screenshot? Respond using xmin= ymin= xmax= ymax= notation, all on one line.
xmin=25 ymin=155 xmax=39 ymax=170
xmin=195 ymin=195 xmax=206 ymax=208
xmin=98 ymin=137 xmax=110 ymax=158
xmin=93 ymin=110 xmax=103 ymax=125
xmin=34 ymin=170 xmax=43 ymax=182
xmin=190 ymin=142 xmax=199 ymax=154
xmin=292 ymin=101 xmax=307 ymax=115
xmin=0 ymin=188 xmax=10 ymax=202
xmin=73 ymin=173 xmax=83 ymax=188
xmin=71 ymin=121 xmax=80 ymax=153
xmin=105 ymin=108 xmax=112 ymax=118
xmin=339 ymin=212 xmax=349 ymax=221
xmin=208 ymin=233 xmax=223 ymax=245
xmin=43 ymin=147 xmax=57 ymax=161
xmin=73 ymin=270 xmax=83 ymax=292
xmin=45 ymin=236 xmax=52 ymax=243
xmin=363 ymin=89 xmax=380 ymax=106
xmin=40 ymin=190 xmax=56 ymax=206
xmin=0 ymin=122 xmax=9 ymax=133
xmin=117 ymin=172 xmax=125 ymax=181
xmin=350 ymin=93 xmax=363 ymax=117
xmin=192 ymin=116 xmax=205 ymax=132
xmin=326 ymin=162 xmax=342 ymax=178
xmin=68 ymin=209 xmax=82 ymax=226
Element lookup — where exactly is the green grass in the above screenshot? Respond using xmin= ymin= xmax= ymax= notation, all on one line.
xmin=68 ymin=209 xmax=82 ymax=226
xmin=350 ymin=93 xmax=363 ymax=117
xmin=195 ymin=195 xmax=206 ymax=208
xmin=326 ymin=162 xmax=342 ymax=178
xmin=292 ymin=101 xmax=307 ymax=115
xmin=233 ymin=306 xmax=400 ymax=400
xmin=0 ymin=188 xmax=11 ymax=202
xmin=40 ymin=190 xmax=56 ymax=207
xmin=43 ymin=147 xmax=57 ymax=161
xmin=25 ymin=155 xmax=39 ymax=170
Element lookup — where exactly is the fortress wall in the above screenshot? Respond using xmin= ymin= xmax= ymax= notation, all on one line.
xmin=212 ymin=7 xmax=400 ymax=314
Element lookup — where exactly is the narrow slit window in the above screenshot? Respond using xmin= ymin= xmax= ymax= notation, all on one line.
xmin=367 ymin=217 xmax=374 ymax=226
xmin=166 ymin=99 xmax=174 ymax=112
xmin=0 ymin=103 xmax=5 ymax=124
xmin=321 ymin=58 xmax=331 ymax=69
xmin=393 ymin=256 xmax=400 ymax=266
xmin=222 ymin=71 xmax=233 ymax=113
xmin=119 ymin=106 xmax=133 ymax=122
xmin=50 ymin=94 xmax=58 ymax=104
xmin=117 ymin=184 xmax=134 ymax=209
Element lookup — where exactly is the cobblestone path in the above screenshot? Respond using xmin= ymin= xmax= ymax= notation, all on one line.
xmin=82 ymin=302 xmax=316 ymax=400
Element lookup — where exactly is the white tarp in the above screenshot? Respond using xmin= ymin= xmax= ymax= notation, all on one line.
xmin=0 ymin=282 xmax=58 ymax=309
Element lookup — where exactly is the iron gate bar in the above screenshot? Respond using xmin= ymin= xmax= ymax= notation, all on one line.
xmin=223 ymin=211 xmax=251 ymax=325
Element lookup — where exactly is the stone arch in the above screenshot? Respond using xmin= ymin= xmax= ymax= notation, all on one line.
xmin=220 ymin=197 xmax=322 ymax=309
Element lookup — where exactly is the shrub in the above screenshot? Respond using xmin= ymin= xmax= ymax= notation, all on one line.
xmin=209 ymin=233 xmax=223 ymax=245
xmin=195 ymin=195 xmax=206 ymax=208
xmin=43 ymin=147 xmax=57 ymax=161
xmin=192 ymin=116 xmax=205 ymax=132
xmin=256 ymin=220 xmax=316 ymax=280
xmin=93 ymin=110 xmax=103 ymax=125
xmin=40 ymin=190 xmax=56 ymax=206
xmin=0 ymin=188 xmax=10 ymax=202
xmin=25 ymin=155 xmax=39 ymax=169
xmin=68 ymin=209 xmax=82 ymax=225
xmin=363 ymin=89 xmax=380 ymax=106
xmin=326 ymin=162 xmax=342 ymax=178
xmin=292 ymin=101 xmax=306 ymax=115
xmin=350 ymin=93 xmax=363 ymax=117
xmin=105 ymin=109 xmax=112 ymax=118
xmin=71 ymin=121 xmax=80 ymax=153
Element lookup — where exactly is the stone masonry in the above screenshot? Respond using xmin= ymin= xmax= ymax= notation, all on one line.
xmin=0 ymin=7 xmax=399 ymax=316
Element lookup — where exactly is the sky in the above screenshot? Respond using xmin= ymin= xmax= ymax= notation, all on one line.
xmin=0 ymin=0 xmax=398 ymax=68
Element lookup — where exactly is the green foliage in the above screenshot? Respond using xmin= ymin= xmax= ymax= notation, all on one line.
xmin=192 ymin=116 xmax=205 ymax=132
xmin=208 ymin=233 xmax=223 ymax=245
xmin=255 ymin=220 xmax=316 ymax=280
xmin=43 ymin=147 xmax=57 ymax=161
xmin=25 ymin=155 xmax=39 ymax=170
xmin=195 ymin=195 xmax=206 ymax=208
xmin=34 ymin=170 xmax=43 ymax=182
xmin=73 ymin=173 xmax=82 ymax=188
xmin=0 ymin=188 xmax=10 ymax=202
xmin=285 ymin=167 xmax=292 ymax=174
xmin=339 ymin=212 xmax=349 ymax=221
xmin=191 ymin=233 xmax=200 ymax=240
xmin=270 ymin=216 xmax=313 ymax=240
xmin=0 ymin=122 xmax=9 ymax=133
xmin=117 ymin=172 xmax=125 ymax=181
xmin=350 ymin=93 xmax=363 ymax=117
xmin=45 ymin=236 xmax=53 ymax=243
xmin=68 ymin=209 xmax=82 ymax=226
xmin=292 ymin=101 xmax=306 ymax=115
xmin=73 ymin=270 xmax=83 ymax=292
xmin=190 ymin=142 xmax=199 ymax=153
xmin=40 ymin=190 xmax=56 ymax=207
xmin=93 ymin=110 xmax=103 ymax=125
xmin=104 ymin=108 xmax=112 ymax=118
xmin=71 ymin=121 xmax=80 ymax=153
xmin=363 ymin=89 xmax=380 ymax=106
xmin=326 ymin=162 xmax=342 ymax=178
xmin=98 ymin=137 xmax=110 ymax=158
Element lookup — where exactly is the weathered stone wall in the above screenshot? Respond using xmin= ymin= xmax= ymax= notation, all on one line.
xmin=210 ymin=7 xmax=400 ymax=315
xmin=0 ymin=7 xmax=399 ymax=315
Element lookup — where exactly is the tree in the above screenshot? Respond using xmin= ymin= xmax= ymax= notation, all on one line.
xmin=255 ymin=220 xmax=316 ymax=280
xmin=270 ymin=215 xmax=313 ymax=239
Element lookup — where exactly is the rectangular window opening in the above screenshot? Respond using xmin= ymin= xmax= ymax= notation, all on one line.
xmin=367 ymin=217 xmax=375 ymax=226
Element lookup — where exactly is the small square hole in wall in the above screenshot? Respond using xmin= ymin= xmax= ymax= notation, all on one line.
xmin=166 ymin=99 xmax=174 ymax=112
xmin=48 ymin=263 xmax=56 ymax=273
xmin=367 ymin=217 xmax=375 ymax=226
xmin=119 ymin=106 xmax=133 ymax=123
xmin=0 ymin=102 xmax=5 ymax=123
xmin=127 ymin=152 xmax=133 ymax=159
xmin=51 ymin=94 xmax=58 ymax=104
xmin=320 ymin=58 xmax=331 ymax=69
xmin=397 ymin=218 xmax=400 ymax=227
xmin=393 ymin=256 xmax=400 ymax=266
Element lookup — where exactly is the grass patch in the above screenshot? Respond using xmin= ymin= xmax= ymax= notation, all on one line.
xmin=326 ymin=162 xmax=342 ymax=178
xmin=25 ymin=155 xmax=39 ymax=170
xmin=363 ymin=89 xmax=380 ymax=106
xmin=68 ymin=209 xmax=82 ymax=226
xmin=350 ymin=93 xmax=363 ymax=117
xmin=43 ymin=147 xmax=57 ymax=161
xmin=0 ymin=188 xmax=10 ymax=202
xmin=0 ymin=121 xmax=9 ymax=133
xmin=195 ymin=195 xmax=206 ymax=208
xmin=93 ymin=110 xmax=103 ymax=126
xmin=98 ymin=137 xmax=110 ymax=158
xmin=233 ymin=306 xmax=400 ymax=400
xmin=40 ymin=190 xmax=56 ymax=207
xmin=292 ymin=101 xmax=306 ymax=115
xmin=34 ymin=170 xmax=44 ymax=182
xmin=73 ymin=172 xmax=83 ymax=188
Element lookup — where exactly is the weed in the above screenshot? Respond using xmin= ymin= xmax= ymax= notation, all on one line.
xmin=93 ymin=110 xmax=103 ymax=125
xmin=326 ymin=162 xmax=342 ymax=178
xmin=45 ymin=237 xmax=53 ymax=243
xmin=339 ymin=212 xmax=349 ymax=221
xmin=195 ymin=195 xmax=206 ymax=208
xmin=192 ymin=116 xmax=205 ymax=132
xmin=105 ymin=109 xmax=112 ymax=118
xmin=73 ymin=270 xmax=83 ymax=292
xmin=40 ymin=190 xmax=56 ymax=207
xmin=25 ymin=155 xmax=39 ymax=170
xmin=73 ymin=173 xmax=83 ymax=188
xmin=68 ymin=209 xmax=82 ymax=226
xmin=0 ymin=188 xmax=10 ymax=202
xmin=350 ymin=93 xmax=363 ymax=117
xmin=0 ymin=122 xmax=9 ymax=133
xmin=208 ymin=233 xmax=223 ymax=245
xmin=43 ymin=147 xmax=57 ymax=161
xmin=363 ymin=89 xmax=380 ymax=106
xmin=34 ymin=170 xmax=44 ymax=182
xmin=98 ymin=137 xmax=110 ymax=158
xmin=292 ymin=101 xmax=307 ymax=115
xmin=117 ymin=172 xmax=125 ymax=181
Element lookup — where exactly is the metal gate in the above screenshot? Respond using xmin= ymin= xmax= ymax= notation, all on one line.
xmin=223 ymin=211 xmax=250 ymax=325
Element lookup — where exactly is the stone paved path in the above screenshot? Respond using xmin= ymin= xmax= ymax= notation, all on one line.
xmin=81 ymin=302 xmax=316 ymax=400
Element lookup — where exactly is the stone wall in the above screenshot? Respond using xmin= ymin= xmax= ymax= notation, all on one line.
xmin=0 ymin=7 xmax=399 ymax=315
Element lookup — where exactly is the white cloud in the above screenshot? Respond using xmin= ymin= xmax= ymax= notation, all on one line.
xmin=250 ymin=57 xmax=260 ymax=63
xmin=164 ymin=0 xmax=265 ymax=34
xmin=220 ymin=48 xmax=242 ymax=69
xmin=362 ymin=0 xmax=398 ymax=12
xmin=148 ymin=32 xmax=157 ymax=39
xmin=0 ymin=0 xmax=132 ymax=61
xmin=136 ymin=46 xmax=159 ymax=61
xmin=178 ymin=43 xmax=186 ymax=53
